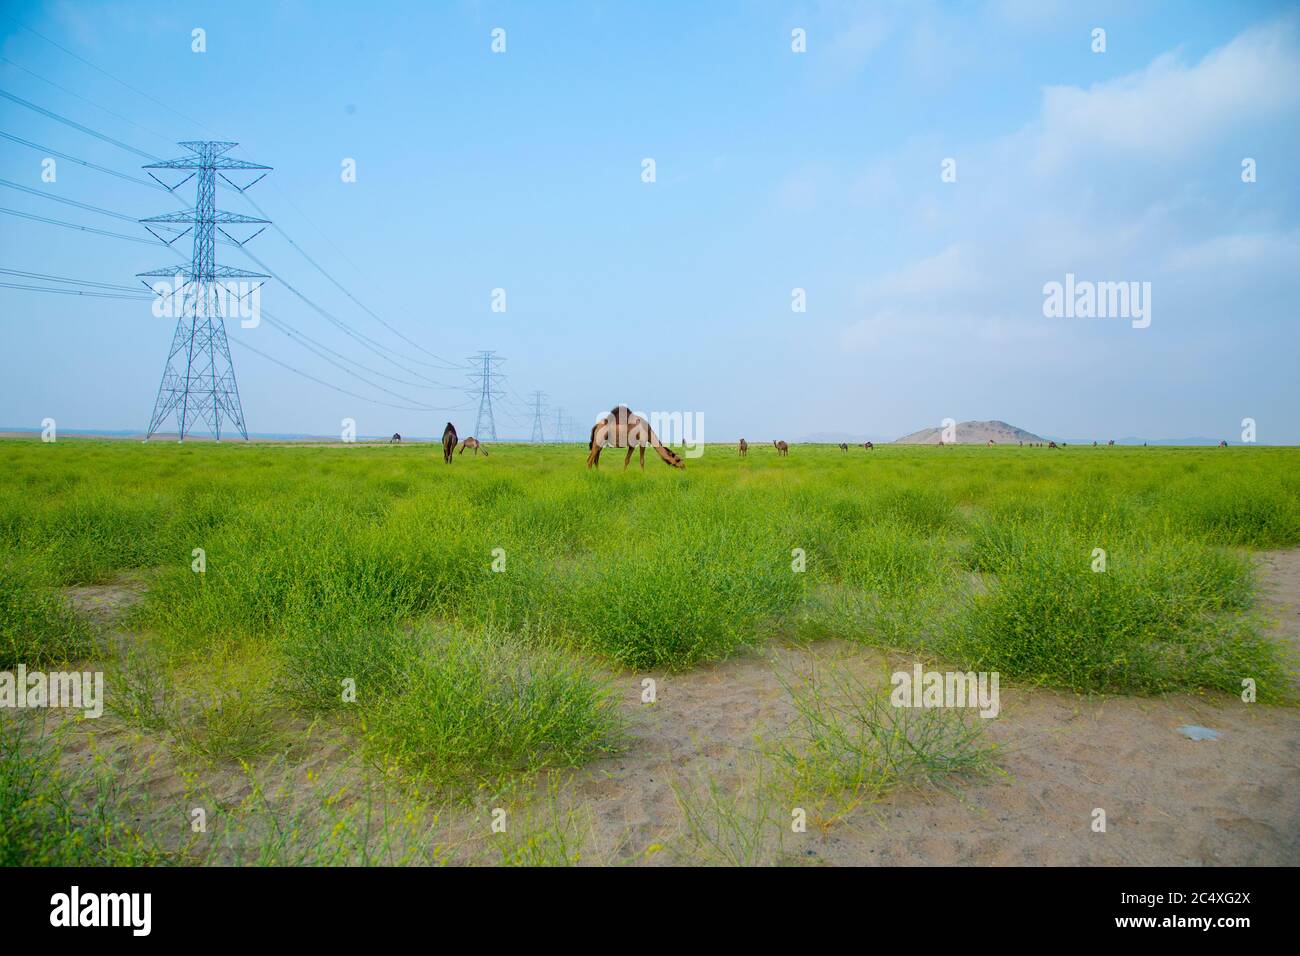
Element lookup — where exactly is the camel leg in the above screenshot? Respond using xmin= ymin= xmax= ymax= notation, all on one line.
xmin=640 ymin=446 xmax=646 ymax=470
xmin=623 ymin=446 xmax=634 ymax=470
xmin=586 ymin=446 xmax=599 ymax=468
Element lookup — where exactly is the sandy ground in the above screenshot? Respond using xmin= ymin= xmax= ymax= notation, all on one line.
xmin=591 ymin=642 xmax=1299 ymax=865
xmin=24 ymin=550 xmax=1300 ymax=865
xmin=543 ymin=547 xmax=1300 ymax=864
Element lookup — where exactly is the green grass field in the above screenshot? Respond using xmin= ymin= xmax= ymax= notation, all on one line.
xmin=1 ymin=438 xmax=1298 ymax=862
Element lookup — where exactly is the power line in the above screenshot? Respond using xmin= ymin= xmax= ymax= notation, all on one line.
xmin=237 ymin=189 xmax=466 ymax=372
xmin=0 ymin=266 xmax=148 ymax=290
xmin=229 ymin=336 xmax=458 ymax=413
xmin=0 ymin=264 xmax=458 ymax=413
xmin=0 ymin=61 xmax=481 ymax=415
xmin=0 ymin=131 xmax=169 ymax=191
xmin=0 ymin=16 xmax=215 ymax=135
xmin=0 ymin=193 xmax=452 ymax=403
xmin=1 ymin=155 xmax=461 ymax=393
xmin=0 ymin=206 xmax=166 ymax=245
xmin=236 ymin=244 xmax=460 ymax=387
xmin=0 ymin=88 xmax=158 ymax=160
xmin=0 ymin=54 xmax=179 ymax=147
xmin=0 ymin=176 xmax=143 ymax=222
xmin=1 ymin=63 xmax=467 ymax=372
xmin=0 ymin=280 xmax=149 ymax=300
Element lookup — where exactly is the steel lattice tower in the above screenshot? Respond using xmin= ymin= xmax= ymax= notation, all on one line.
xmin=466 ymin=350 xmax=504 ymax=441
xmin=529 ymin=390 xmax=547 ymax=443
xmin=552 ymin=406 xmax=565 ymax=443
xmin=138 ymin=142 xmax=272 ymax=441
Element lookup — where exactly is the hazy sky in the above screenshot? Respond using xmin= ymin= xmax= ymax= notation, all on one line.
xmin=1 ymin=1 xmax=1297 ymax=441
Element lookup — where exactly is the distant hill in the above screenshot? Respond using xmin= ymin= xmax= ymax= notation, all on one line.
xmin=894 ymin=420 xmax=1046 ymax=445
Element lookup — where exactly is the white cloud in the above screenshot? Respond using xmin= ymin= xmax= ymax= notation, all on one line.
xmin=1035 ymin=19 xmax=1300 ymax=171
xmin=838 ymin=17 xmax=1300 ymax=360
xmin=1162 ymin=230 xmax=1300 ymax=273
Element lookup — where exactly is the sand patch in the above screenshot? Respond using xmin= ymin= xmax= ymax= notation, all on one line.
xmin=21 ymin=549 xmax=1300 ymax=865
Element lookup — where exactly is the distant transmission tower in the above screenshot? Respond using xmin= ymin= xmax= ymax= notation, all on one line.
xmin=137 ymin=142 xmax=271 ymax=441
xmin=466 ymin=351 xmax=504 ymax=440
xmin=553 ymin=406 xmax=565 ymax=443
xmin=529 ymin=391 xmax=547 ymax=443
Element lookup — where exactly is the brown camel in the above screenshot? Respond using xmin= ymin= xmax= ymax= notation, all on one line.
xmin=389 ymin=432 xmax=401 ymax=444
xmin=1048 ymin=440 xmax=1059 ymax=449
xmin=441 ymin=422 xmax=458 ymax=463
xmin=739 ymin=438 xmax=748 ymax=458
xmin=863 ymin=441 xmax=874 ymax=450
xmin=586 ymin=406 xmax=684 ymax=470
xmin=773 ymin=440 xmax=789 ymax=457
xmin=459 ymin=437 xmax=488 ymax=456
xmin=838 ymin=443 xmax=848 ymax=451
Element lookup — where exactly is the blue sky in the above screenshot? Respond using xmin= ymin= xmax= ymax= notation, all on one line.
xmin=1 ymin=0 xmax=1297 ymax=441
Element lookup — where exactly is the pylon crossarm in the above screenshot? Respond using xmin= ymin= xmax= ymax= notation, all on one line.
xmin=177 ymin=140 xmax=237 ymax=154
xmin=226 ymin=281 xmax=264 ymax=307
xmin=217 ymin=225 xmax=267 ymax=247
xmin=147 ymin=171 xmax=194 ymax=193
xmin=220 ymin=171 xmax=268 ymax=193
xmin=139 ymin=279 xmax=185 ymax=311
xmin=142 ymin=210 xmax=268 ymax=225
xmin=136 ymin=265 xmax=270 ymax=280
xmin=143 ymin=224 xmax=189 ymax=246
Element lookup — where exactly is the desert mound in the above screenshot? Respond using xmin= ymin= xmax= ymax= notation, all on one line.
xmin=894 ymin=420 xmax=1045 ymax=444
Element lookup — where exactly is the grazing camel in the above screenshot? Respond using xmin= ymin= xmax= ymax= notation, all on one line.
xmin=863 ymin=441 xmax=874 ymax=450
xmin=839 ymin=443 xmax=849 ymax=452
xmin=390 ymin=433 xmax=401 ymax=444
xmin=1048 ymin=440 xmax=1059 ymax=449
xmin=586 ymin=406 xmax=685 ymax=470
xmin=1108 ymin=439 xmax=1115 ymax=446
xmin=441 ymin=422 xmax=458 ymax=464
xmin=459 ymin=437 xmax=488 ymax=456
xmin=739 ymin=438 xmax=748 ymax=458
xmin=773 ymin=440 xmax=789 ymax=457
xmin=1218 ymin=440 xmax=1228 ymax=447
xmin=987 ymin=439 xmax=996 ymax=446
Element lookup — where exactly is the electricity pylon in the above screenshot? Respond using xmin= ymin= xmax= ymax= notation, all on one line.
xmin=553 ymin=406 xmax=565 ymax=443
xmin=138 ymin=141 xmax=271 ymax=441
xmin=466 ymin=351 xmax=503 ymax=440
xmin=529 ymin=390 xmax=547 ymax=443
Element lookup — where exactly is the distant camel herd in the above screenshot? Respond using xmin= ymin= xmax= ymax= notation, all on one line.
xmin=423 ymin=410 xmax=1190 ymax=470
